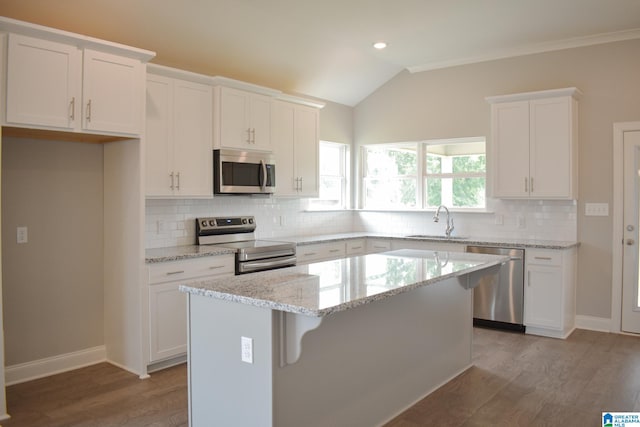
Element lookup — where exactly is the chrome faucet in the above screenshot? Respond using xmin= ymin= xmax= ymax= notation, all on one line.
xmin=433 ymin=205 xmax=455 ymax=238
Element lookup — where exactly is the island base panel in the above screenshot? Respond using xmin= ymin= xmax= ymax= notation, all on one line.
xmin=187 ymin=276 xmax=473 ymax=427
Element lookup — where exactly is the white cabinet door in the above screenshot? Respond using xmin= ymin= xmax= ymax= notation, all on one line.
xmin=149 ymin=283 xmax=187 ymax=362
xmin=524 ymin=265 xmax=563 ymax=329
xmin=491 ymin=101 xmax=530 ymax=198
xmin=172 ymin=79 xmax=213 ymax=197
xmin=295 ymin=105 xmax=319 ymax=197
xmin=490 ymin=89 xmax=578 ymax=200
xmin=529 ymin=97 xmax=573 ymax=198
xmin=5 ymin=33 xmax=81 ymax=129
xmin=145 ymin=75 xmax=173 ymax=196
xmin=272 ymin=100 xmax=319 ymax=197
xmin=217 ymin=87 xmax=271 ymax=151
xmin=148 ymin=255 xmax=234 ymax=363
xmin=272 ymin=101 xmax=297 ymax=195
xmin=145 ymin=73 xmax=213 ymax=198
xmin=82 ymin=49 xmax=143 ymax=135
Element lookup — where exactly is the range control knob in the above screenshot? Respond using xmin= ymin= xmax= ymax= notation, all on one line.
xmin=248 ymin=218 xmax=254 ymax=224
xmin=208 ymin=220 xmax=215 ymax=226
xmin=242 ymin=218 xmax=248 ymax=224
xmin=200 ymin=220 xmax=208 ymax=227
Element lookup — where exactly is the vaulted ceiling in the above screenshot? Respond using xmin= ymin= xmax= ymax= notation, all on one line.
xmin=1 ymin=0 xmax=640 ymax=106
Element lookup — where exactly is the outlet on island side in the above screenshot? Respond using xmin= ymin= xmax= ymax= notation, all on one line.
xmin=241 ymin=336 xmax=253 ymax=364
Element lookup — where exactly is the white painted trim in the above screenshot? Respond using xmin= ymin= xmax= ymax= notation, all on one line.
xmin=485 ymin=87 xmax=582 ymax=104
xmin=526 ymin=326 xmax=575 ymax=339
xmin=612 ymin=122 xmax=640 ymax=333
xmin=106 ymin=358 xmax=150 ymax=380
xmin=4 ymin=346 xmax=106 ymax=385
xmin=575 ymin=315 xmax=612 ymax=333
xmin=409 ymin=28 xmax=640 ymax=73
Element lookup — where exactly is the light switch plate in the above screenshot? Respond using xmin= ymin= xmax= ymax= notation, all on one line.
xmin=17 ymin=226 xmax=28 ymax=244
xmin=585 ymin=202 xmax=609 ymax=217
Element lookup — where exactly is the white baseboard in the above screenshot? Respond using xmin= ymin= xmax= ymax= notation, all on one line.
xmin=575 ymin=315 xmax=612 ymax=333
xmin=5 ymin=345 xmax=106 ymax=386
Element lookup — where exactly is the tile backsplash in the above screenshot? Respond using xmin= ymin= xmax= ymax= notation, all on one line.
xmin=145 ymin=197 xmax=577 ymax=249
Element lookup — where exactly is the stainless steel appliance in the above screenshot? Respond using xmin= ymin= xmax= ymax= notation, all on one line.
xmin=196 ymin=216 xmax=296 ymax=274
xmin=466 ymin=245 xmax=525 ymax=332
xmin=213 ymin=149 xmax=275 ymax=195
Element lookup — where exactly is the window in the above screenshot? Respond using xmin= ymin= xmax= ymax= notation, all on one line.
xmin=362 ymin=143 xmax=418 ymax=209
xmin=362 ymin=137 xmax=486 ymax=210
xmin=311 ymin=141 xmax=349 ymax=209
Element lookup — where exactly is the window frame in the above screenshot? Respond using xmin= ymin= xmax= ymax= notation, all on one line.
xmin=310 ymin=140 xmax=350 ymax=210
xmin=360 ymin=137 xmax=487 ymax=211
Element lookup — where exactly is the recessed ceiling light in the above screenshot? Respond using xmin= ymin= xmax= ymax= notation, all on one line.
xmin=373 ymin=41 xmax=387 ymax=50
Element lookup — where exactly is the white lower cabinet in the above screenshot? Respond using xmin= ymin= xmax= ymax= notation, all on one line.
xmin=524 ymin=248 xmax=576 ymax=338
xmin=366 ymin=239 xmax=392 ymax=254
xmin=346 ymin=239 xmax=366 ymax=255
xmin=297 ymin=241 xmax=346 ymax=265
xmin=147 ymin=255 xmax=234 ymax=363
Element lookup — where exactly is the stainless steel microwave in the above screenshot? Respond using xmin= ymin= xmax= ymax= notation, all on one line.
xmin=213 ymin=149 xmax=276 ymax=194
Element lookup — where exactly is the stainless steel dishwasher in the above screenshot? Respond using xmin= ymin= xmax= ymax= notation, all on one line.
xmin=466 ymin=246 xmax=525 ymax=332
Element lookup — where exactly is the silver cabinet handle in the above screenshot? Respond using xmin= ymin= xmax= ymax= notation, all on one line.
xmin=166 ymin=270 xmax=185 ymax=276
xmin=176 ymin=172 xmax=180 ymax=190
xmin=246 ymin=128 xmax=252 ymax=143
xmin=251 ymin=128 xmax=256 ymax=144
xmin=209 ymin=265 xmax=225 ymax=270
xmin=86 ymin=99 xmax=92 ymax=122
xmin=70 ymin=97 xmax=75 ymax=120
xmin=531 ymin=177 xmax=534 ymax=193
xmin=524 ymin=177 xmax=528 ymax=193
xmin=299 ymin=177 xmax=303 ymax=191
xmin=329 ymin=249 xmax=341 ymax=253
xmin=350 ymin=246 xmax=362 ymax=250
xmin=534 ymin=256 xmax=552 ymax=260
xmin=169 ymin=172 xmax=175 ymax=190
xmin=303 ymin=252 xmax=317 ymax=256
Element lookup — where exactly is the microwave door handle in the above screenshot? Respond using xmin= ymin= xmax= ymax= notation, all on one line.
xmin=260 ymin=160 xmax=267 ymax=191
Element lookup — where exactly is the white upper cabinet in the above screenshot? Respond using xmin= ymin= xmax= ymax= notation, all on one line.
xmin=214 ymin=86 xmax=272 ymax=151
xmin=145 ymin=67 xmax=213 ymax=198
xmin=6 ymin=34 xmax=81 ymax=129
xmin=272 ymin=100 xmax=320 ymax=197
xmin=1 ymin=19 xmax=154 ymax=137
xmin=82 ymin=49 xmax=144 ymax=135
xmin=487 ymin=88 xmax=580 ymax=200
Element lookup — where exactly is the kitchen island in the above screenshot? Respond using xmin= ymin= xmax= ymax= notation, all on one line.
xmin=180 ymin=249 xmax=507 ymax=427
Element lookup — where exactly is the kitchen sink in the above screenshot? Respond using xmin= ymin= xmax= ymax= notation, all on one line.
xmin=405 ymin=234 xmax=468 ymax=240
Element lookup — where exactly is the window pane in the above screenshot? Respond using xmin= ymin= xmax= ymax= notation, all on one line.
xmin=364 ymin=178 xmax=417 ymax=209
xmin=320 ymin=144 xmax=342 ymax=175
xmin=452 ymin=154 xmax=486 ymax=173
xmin=453 ymin=177 xmax=485 ymax=208
xmin=425 ymin=177 xmax=442 ymax=207
xmin=366 ymin=145 xmax=417 ymax=176
xmin=426 ymin=154 xmax=442 ymax=174
xmin=319 ymin=177 xmax=342 ymax=201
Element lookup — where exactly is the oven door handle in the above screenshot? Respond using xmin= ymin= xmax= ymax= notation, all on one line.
xmin=260 ymin=160 xmax=267 ymax=192
xmin=239 ymin=256 xmax=296 ymax=274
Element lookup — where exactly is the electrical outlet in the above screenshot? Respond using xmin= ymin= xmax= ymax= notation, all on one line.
xmin=241 ymin=336 xmax=253 ymax=364
xmin=585 ymin=202 xmax=609 ymax=217
xmin=17 ymin=226 xmax=28 ymax=244
xmin=494 ymin=214 xmax=504 ymax=225
xmin=516 ymin=215 xmax=525 ymax=229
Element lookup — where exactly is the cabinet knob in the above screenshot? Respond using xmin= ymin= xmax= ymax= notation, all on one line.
xmin=626 ymin=238 xmax=635 ymax=246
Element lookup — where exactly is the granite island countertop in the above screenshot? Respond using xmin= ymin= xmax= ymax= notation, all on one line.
xmin=179 ymin=249 xmax=508 ymax=317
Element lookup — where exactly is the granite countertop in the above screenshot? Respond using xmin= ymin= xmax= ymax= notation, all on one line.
xmin=179 ymin=249 xmax=508 ymax=317
xmin=145 ymin=245 xmax=235 ymax=263
xmin=146 ymin=232 xmax=578 ymax=263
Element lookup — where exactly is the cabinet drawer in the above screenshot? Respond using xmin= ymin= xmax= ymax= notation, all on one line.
xmin=297 ymin=242 xmax=346 ymax=264
xmin=148 ymin=255 xmax=234 ymax=284
xmin=346 ymin=239 xmax=366 ymax=255
xmin=366 ymin=239 xmax=391 ymax=253
xmin=526 ymin=250 xmax=562 ymax=266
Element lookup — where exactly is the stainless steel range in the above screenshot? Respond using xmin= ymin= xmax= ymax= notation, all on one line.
xmin=196 ymin=216 xmax=296 ymax=275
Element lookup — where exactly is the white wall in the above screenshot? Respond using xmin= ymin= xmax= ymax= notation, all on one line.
xmin=353 ymin=39 xmax=640 ymax=320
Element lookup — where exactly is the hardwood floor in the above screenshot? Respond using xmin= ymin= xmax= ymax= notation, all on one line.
xmin=3 ymin=328 xmax=640 ymax=426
